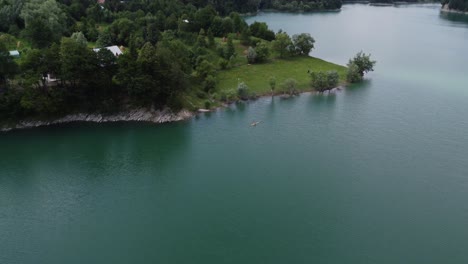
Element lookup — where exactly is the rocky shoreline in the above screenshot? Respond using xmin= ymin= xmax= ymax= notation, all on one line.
xmin=441 ymin=4 xmax=468 ymax=14
xmin=0 ymin=108 xmax=193 ymax=132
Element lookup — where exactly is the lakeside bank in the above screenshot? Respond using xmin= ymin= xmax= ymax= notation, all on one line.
xmin=441 ymin=3 xmax=468 ymax=14
xmin=0 ymin=108 xmax=193 ymax=132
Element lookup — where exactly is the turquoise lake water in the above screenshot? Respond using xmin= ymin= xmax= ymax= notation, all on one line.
xmin=1 ymin=4 xmax=468 ymax=263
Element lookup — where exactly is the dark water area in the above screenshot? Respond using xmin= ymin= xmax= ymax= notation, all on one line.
xmin=1 ymin=4 xmax=468 ymax=264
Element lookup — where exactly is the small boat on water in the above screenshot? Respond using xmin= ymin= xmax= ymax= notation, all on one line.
xmin=250 ymin=121 xmax=261 ymax=127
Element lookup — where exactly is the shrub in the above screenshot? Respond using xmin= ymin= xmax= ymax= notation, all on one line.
xmin=311 ymin=70 xmax=339 ymax=92
xmin=347 ymin=51 xmax=376 ymax=80
xmin=292 ymin=33 xmax=315 ymax=55
xmin=220 ymin=89 xmax=236 ymax=102
xmin=269 ymin=76 xmax=276 ymax=92
xmin=347 ymin=63 xmax=362 ymax=83
xmin=310 ymin=71 xmax=327 ymax=92
xmin=282 ymin=78 xmax=298 ymax=95
xmin=326 ymin=70 xmax=339 ymax=88
xmin=246 ymin=46 xmax=257 ymax=64
xmin=218 ymin=58 xmax=229 ymax=69
xmin=203 ymin=75 xmax=217 ymax=92
xmin=240 ymin=29 xmax=251 ymax=45
xmin=196 ymin=60 xmax=215 ymax=79
xmin=272 ymin=32 xmax=293 ymax=58
xmin=255 ymin=41 xmax=270 ymax=62
xmin=237 ymin=82 xmax=249 ymax=100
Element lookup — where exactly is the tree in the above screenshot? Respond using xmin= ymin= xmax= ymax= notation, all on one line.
xmin=196 ymin=60 xmax=215 ymax=79
xmin=311 ymin=70 xmax=339 ymax=92
xmin=207 ymin=29 xmax=215 ymax=48
xmin=346 ymin=63 xmax=361 ymax=83
xmin=240 ymin=28 xmax=251 ymax=45
xmin=282 ymin=78 xmax=298 ymax=95
xmin=255 ymin=41 xmax=270 ymax=62
xmin=96 ymin=48 xmax=117 ymax=94
xmin=272 ymin=32 xmax=293 ymax=58
xmin=109 ymin=18 xmax=136 ymax=46
xmin=59 ymin=37 xmax=98 ymax=89
xmin=225 ymin=36 xmax=236 ymax=59
xmin=292 ymin=33 xmax=315 ymax=55
xmin=326 ymin=70 xmax=339 ymax=88
xmin=246 ymin=47 xmax=257 ymax=64
xmin=71 ymin=32 xmax=88 ymax=46
xmin=195 ymin=5 xmax=217 ymax=30
xmin=0 ymin=0 xmax=24 ymax=32
xmin=210 ymin=16 xmax=224 ymax=37
xmin=20 ymin=0 xmax=66 ymax=46
xmin=269 ymin=76 xmax=276 ymax=95
xmin=221 ymin=17 xmax=234 ymax=35
xmin=19 ymin=49 xmax=48 ymax=89
xmin=310 ymin=71 xmax=328 ymax=92
xmin=230 ymin=12 xmax=247 ymax=33
xmin=249 ymin=22 xmax=275 ymax=41
xmin=0 ymin=43 xmax=18 ymax=88
xmin=203 ymin=75 xmax=216 ymax=92
xmin=97 ymin=29 xmax=114 ymax=47
xmin=237 ymin=81 xmax=249 ymax=100
xmin=347 ymin=51 xmax=376 ymax=82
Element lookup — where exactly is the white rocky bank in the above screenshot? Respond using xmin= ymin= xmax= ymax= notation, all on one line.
xmin=0 ymin=108 xmax=193 ymax=132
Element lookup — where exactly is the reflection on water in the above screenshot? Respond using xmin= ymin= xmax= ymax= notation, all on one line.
xmin=345 ymin=78 xmax=372 ymax=92
xmin=439 ymin=11 xmax=468 ymax=24
xmin=311 ymin=92 xmax=337 ymax=105
xmin=0 ymin=122 xmax=193 ymax=184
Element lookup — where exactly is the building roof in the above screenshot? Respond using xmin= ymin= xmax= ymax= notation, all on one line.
xmin=93 ymin=45 xmax=123 ymax=56
xmin=9 ymin=50 xmax=19 ymax=57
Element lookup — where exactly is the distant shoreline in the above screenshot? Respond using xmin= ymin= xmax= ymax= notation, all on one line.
xmin=440 ymin=3 xmax=468 ymax=14
xmin=0 ymin=85 xmax=348 ymax=132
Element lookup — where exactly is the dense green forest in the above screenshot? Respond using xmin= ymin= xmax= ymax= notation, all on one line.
xmin=0 ymin=0 xmax=343 ymax=122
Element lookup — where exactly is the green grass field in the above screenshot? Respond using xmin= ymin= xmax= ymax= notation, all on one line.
xmin=216 ymin=55 xmax=347 ymax=95
xmin=183 ymin=39 xmax=348 ymax=109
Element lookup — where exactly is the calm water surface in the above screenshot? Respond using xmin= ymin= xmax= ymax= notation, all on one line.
xmin=2 ymin=4 xmax=468 ymax=263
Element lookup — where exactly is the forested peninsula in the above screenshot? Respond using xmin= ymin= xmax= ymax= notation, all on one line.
xmin=0 ymin=0 xmax=375 ymax=131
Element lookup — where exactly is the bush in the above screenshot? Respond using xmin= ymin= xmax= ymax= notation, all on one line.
xmin=196 ymin=60 xmax=215 ymax=79
xmin=311 ymin=70 xmax=339 ymax=92
xmin=240 ymin=29 xmax=251 ymax=45
xmin=220 ymin=89 xmax=236 ymax=102
xmin=326 ymin=70 xmax=339 ymax=88
xmin=269 ymin=76 xmax=276 ymax=92
xmin=347 ymin=63 xmax=362 ymax=83
xmin=225 ymin=36 xmax=236 ymax=59
xmin=282 ymin=78 xmax=298 ymax=95
xmin=272 ymin=32 xmax=293 ymax=58
xmin=218 ymin=58 xmax=229 ymax=69
xmin=246 ymin=47 xmax=257 ymax=64
xmin=216 ymin=45 xmax=225 ymax=58
xmin=347 ymin=51 xmax=376 ymax=80
xmin=203 ymin=75 xmax=217 ymax=92
xmin=237 ymin=82 xmax=249 ymax=100
xmin=292 ymin=33 xmax=315 ymax=55
xmin=255 ymin=41 xmax=270 ymax=62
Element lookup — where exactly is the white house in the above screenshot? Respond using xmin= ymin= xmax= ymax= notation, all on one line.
xmin=9 ymin=50 xmax=20 ymax=58
xmin=93 ymin=45 xmax=123 ymax=57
